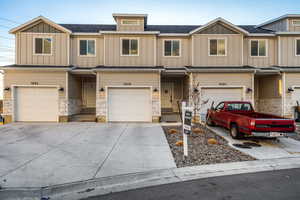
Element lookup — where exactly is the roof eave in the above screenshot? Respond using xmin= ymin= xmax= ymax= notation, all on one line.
xmin=256 ymin=14 xmax=300 ymax=28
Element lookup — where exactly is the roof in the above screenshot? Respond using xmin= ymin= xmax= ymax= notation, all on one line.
xmin=59 ymin=24 xmax=272 ymax=34
xmin=256 ymin=14 xmax=300 ymax=28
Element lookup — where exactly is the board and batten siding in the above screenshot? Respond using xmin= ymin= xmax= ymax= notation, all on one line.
xmin=3 ymin=71 xmax=67 ymax=99
xmin=243 ymin=37 xmax=277 ymax=67
xmin=157 ymin=37 xmax=190 ymax=67
xmin=70 ymin=36 xmax=104 ymax=67
xmin=262 ymin=19 xmax=288 ymax=32
xmin=280 ymin=36 xmax=300 ymax=66
xmin=192 ymin=34 xmax=243 ymax=66
xmin=104 ymin=34 xmax=156 ymax=66
xmin=16 ymin=32 xmax=69 ymax=66
xmin=116 ymin=17 xmax=144 ymax=31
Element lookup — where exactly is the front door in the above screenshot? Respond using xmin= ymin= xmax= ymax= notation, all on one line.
xmin=83 ymin=81 xmax=96 ymax=108
xmin=161 ymin=82 xmax=173 ymax=108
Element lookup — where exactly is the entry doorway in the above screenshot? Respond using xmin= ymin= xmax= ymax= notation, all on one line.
xmin=161 ymin=82 xmax=173 ymax=109
xmin=82 ymin=80 xmax=96 ymax=108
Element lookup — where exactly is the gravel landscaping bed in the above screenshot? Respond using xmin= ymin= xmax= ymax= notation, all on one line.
xmin=162 ymin=124 xmax=255 ymax=168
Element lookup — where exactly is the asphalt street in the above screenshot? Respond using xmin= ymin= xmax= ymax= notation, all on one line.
xmin=83 ymin=168 xmax=300 ymax=200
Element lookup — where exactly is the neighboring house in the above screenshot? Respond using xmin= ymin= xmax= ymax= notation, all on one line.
xmin=0 ymin=71 xmax=3 ymax=100
xmin=1 ymin=13 xmax=300 ymax=123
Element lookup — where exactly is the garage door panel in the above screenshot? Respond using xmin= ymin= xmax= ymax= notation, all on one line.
xmin=108 ymin=88 xmax=151 ymax=122
xmin=200 ymin=88 xmax=243 ymax=120
xmin=15 ymin=87 xmax=58 ymax=122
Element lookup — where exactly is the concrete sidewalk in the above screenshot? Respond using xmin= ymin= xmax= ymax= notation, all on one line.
xmin=0 ymin=123 xmax=175 ymax=188
xmin=2 ymin=157 xmax=300 ymax=200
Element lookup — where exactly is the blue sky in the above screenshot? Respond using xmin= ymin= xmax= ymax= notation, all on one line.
xmin=0 ymin=0 xmax=299 ymax=65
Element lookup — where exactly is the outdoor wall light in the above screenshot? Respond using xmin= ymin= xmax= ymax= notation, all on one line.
xmin=153 ymin=88 xmax=158 ymax=92
xmin=246 ymin=88 xmax=253 ymax=93
xmin=100 ymin=88 xmax=105 ymax=92
xmin=288 ymin=87 xmax=294 ymax=93
xmin=193 ymin=88 xmax=199 ymax=93
xmin=58 ymin=87 xmax=64 ymax=92
xmin=4 ymin=87 xmax=10 ymax=91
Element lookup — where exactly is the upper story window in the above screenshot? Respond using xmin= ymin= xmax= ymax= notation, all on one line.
xmin=292 ymin=20 xmax=300 ymax=26
xmin=250 ymin=39 xmax=267 ymax=57
xmin=34 ymin=37 xmax=52 ymax=55
xmin=121 ymin=19 xmax=139 ymax=25
xmin=164 ymin=40 xmax=180 ymax=57
xmin=209 ymin=39 xmax=226 ymax=56
xmin=296 ymin=39 xmax=300 ymax=56
xmin=79 ymin=39 xmax=95 ymax=56
xmin=121 ymin=38 xmax=139 ymax=56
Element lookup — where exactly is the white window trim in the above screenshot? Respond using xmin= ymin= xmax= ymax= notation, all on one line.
xmin=162 ymin=39 xmax=181 ymax=57
xmin=292 ymin=20 xmax=300 ymax=27
xmin=33 ymin=36 xmax=53 ymax=56
xmin=295 ymin=38 xmax=300 ymax=56
xmin=208 ymin=38 xmax=227 ymax=56
xmin=121 ymin=19 xmax=140 ymax=26
xmin=249 ymin=39 xmax=268 ymax=58
xmin=120 ymin=37 xmax=139 ymax=56
xmin=78 ymin=39 xmax=97 ymax=57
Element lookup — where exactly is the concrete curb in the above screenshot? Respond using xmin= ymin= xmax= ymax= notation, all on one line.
xmin=1 ymin=157 xmax=300 ymax=200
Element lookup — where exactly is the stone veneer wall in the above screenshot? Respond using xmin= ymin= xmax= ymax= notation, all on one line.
xmin=284 ymin=96 xmax=297 ymax=118
xmin=68 ymin=98 xmax=82 ymax=116
xmin=257 ymin=98 xmax=282 ymax=115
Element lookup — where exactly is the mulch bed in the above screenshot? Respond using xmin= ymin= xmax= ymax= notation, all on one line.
xmin=162 ymin=124 xmax=256 ymax=168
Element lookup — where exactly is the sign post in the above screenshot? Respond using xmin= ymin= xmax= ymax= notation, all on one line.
xmin=182 ymin=102 xmax=193 ymax=158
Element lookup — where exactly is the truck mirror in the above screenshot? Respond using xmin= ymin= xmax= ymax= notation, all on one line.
xmin=210 ymin=101 xmax=215 ymax=110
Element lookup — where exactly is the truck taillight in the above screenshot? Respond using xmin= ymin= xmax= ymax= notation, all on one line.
xmin=250 ymin=120 xmax=255 ymax=128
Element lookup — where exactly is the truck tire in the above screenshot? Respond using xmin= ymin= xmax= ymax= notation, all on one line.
xmin=206 ymin=116 xmax=215 ymax=126
xmin=230 ymin=124 xmax=243 ymax=139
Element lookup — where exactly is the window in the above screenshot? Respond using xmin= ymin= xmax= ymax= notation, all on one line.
xmin=164 ymin=40 xmax=180 ymax=56
xmin=209 ymin=39 xmax=226 ymax=56
xmin=227 ymin=103 xmax=252 ymax=111
xmin=250 ymin=40 xmax=267 ymax=57
xmin=121 ymin=38 xmax=138 ymax=56
xmin=121 ymin=19 xmax=139 ymax=25
xmin=215 ymin=102 xmax=225 ymax=111
xmin=292 ymin=20 xmax=300 ymax=26
xmin=79 ymin=40 xmax=95 ymax=56
xmin=34 ymin=37 xmax=52 ymax=55
xmin=296 ymin=39 xmax=300 ymax=56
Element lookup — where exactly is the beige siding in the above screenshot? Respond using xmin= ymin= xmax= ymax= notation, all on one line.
xmin=70 ymin=36 xmax=104 ymax=67
xmin=262 ymin=19 xmax=287 ymax=32
xmin=193 ymin=34 xmax=243 ymax=66
xmin=196 ymin=22 xmax=239 ymax=34
xmin=16 ymin=32 xmax=69 ymax=66
xmin=243 ymin=37 xmax=277 ymax=67
xmin=68 ymin=74 xmax=81 ymax=99
xmin=157 ymin=37 xmax=190 ymax=67
xmin=116 ymin=17 xmax=144 ymax=31
xmin=284 ymin=73 xmax=300 ymax=117
xmin=288 ymin=18 xmax=300 ymax=32
xmin=3 ymin=70 xmax=66 ymax=99
xmin=22 ymin=21 xmax=62 ymax=33
xmin=280 ymin=36 xmax=300 ymax=66
xmin=0 ymin=73 xmax=3 ymax=100
xmin=104 ymin=34 xmax=155 ymax=66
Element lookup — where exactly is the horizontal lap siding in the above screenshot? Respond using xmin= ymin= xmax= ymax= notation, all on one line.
xmin=70 ymin=36 xmax=104 ymax=67
xmin=193 ymin=34 xmax=243 ymax=66
xmin=4 ymin=71 xmax=66 ymax=99
xmin=280 ymin=36 xmax=300 ymax=66
xmin=116 ymin=17 xmax=144 ymax=31
xmin=17 ymin=33 xmax=68 ymax=66
xmin=104 ymin=34 xmax=155 ymax=66
xmin=288 ymin=19 xmax=300 ymax=32
xmin=157 ymin=37 xmax=190 ymax=67
xmin=243 ymin=37 xmax=277 ymax=67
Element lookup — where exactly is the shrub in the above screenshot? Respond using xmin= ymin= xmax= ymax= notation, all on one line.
xmin=168 ymin=128 xmax=178 ymax=134
xmin=175 ymin=140 xmax=183 ymax=146
xmin=207 ymin=138 xmax=218 ymax=145
xmin=192 ymin=127 xmax=203 ymax=134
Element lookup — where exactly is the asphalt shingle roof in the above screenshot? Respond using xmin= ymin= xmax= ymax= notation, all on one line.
xmin=59 ymin=24 xmax=274 ymax=34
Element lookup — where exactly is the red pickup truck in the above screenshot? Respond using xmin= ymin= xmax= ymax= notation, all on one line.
xmin=206 ymin=101 xmax=296 ymax=139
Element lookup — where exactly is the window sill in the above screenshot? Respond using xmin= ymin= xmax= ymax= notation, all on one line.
xmin=33 ymin=54 xmax=52 ymax=56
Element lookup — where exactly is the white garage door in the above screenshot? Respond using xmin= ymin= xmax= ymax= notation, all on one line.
xmin=108 ymin=88 xmax=152 ymax=122
xmin=199 ymin=88 xmax=243 ymax=120
xmin=15 ymin=87 xmax=59 ymax=122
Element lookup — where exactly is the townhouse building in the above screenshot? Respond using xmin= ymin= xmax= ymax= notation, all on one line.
xmin=1 ymin=13 xmax=300 ymax=123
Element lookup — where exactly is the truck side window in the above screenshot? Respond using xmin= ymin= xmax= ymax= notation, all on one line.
xmin=215 ymin=103 xmax=224 ymax=110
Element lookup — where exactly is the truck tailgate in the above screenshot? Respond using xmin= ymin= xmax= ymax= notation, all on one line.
xmin=254 ymin=118 xmax=295 ymax=132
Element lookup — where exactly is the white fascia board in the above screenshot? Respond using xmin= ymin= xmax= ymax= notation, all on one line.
xmin=158 ymin=33 xmax=190 ymax=37
xmin=99 ymin=31 xmax=160 ymax=35
xmin=112 ymin=13 xmax=148 ymax=18
xmin=72 ymin=32 xmax=101 ymax=36
xmin=276 ymin=32 xmax=300 ymax=35
xmin=189 ymin=17 xmax=249 ymax=35
xmin=9 ymin=16 xmax=72 ymax=34
xmin=247 ymin=33 xmax=276 ymax=37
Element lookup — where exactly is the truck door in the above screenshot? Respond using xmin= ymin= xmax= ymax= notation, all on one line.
xmin=214 ymin=102 xmax=225 ymax=125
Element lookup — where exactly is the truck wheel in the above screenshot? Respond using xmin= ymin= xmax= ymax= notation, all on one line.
xmin=206 ymin=116 xmax=215 ymax=126
xmin=230 ymin=124 xmax=243 ymax=139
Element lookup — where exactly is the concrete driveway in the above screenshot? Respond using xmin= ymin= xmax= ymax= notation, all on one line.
xmin=209 ymin=126 xmax=300 ymax=159
xmin=0 ymin=123 xmax=176 ymax=187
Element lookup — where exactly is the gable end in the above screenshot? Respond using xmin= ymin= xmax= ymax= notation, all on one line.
xmin=21 ymin=20 xmax=63 ymax=33
xmin=196 ymin=22 xmax=239 ymax=34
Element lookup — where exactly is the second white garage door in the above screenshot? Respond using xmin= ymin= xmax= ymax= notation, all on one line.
xmin=199 ymin=87 xmax=243 ymax=120
xmin=108 ymin=88 xmax=152 ymax=122
xmin=14 ymin=87 xmax=59 ymax=122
